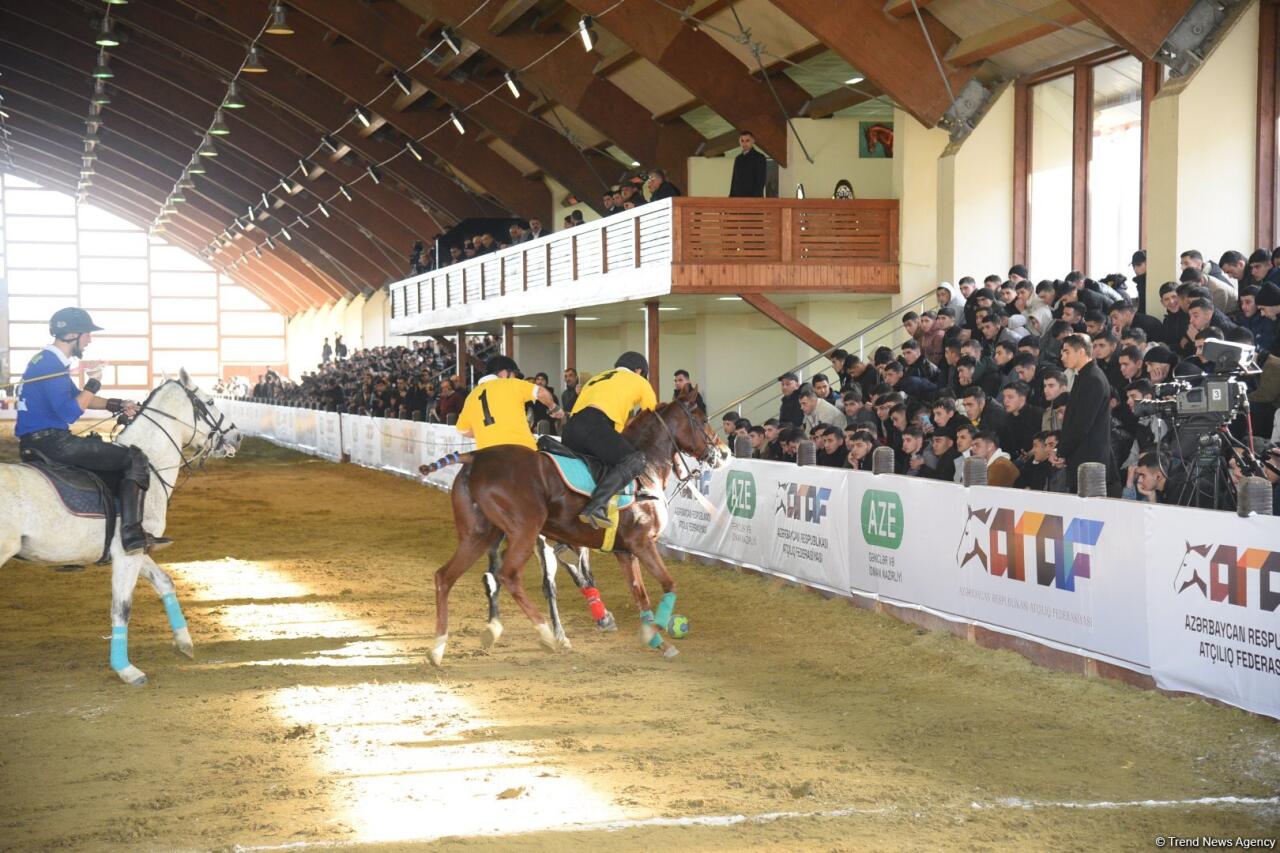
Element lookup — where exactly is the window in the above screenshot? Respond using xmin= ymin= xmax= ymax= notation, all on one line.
xmin=1089 ymin=56 xmax=1142 ymax=279
xmin=1028 ymin=76 xmax=1075 ymax=278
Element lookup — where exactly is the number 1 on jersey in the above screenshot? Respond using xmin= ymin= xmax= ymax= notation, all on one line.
xmin=478 ymin=389 xmax=496 ymax=426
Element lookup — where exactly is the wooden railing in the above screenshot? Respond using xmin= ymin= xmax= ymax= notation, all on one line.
xmin=389 ymin=198 xmax=899 ymax=325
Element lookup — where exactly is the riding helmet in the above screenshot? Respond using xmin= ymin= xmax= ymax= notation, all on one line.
xmin=614 ymin=351 xmax=648 ymax=377
xmin=485 ymin=355 xmax=519 ymax=376
xmin=49 ymin=307 xmax=104 ymax=338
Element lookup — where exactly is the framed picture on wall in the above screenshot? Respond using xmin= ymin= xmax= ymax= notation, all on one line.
xmin=859 ymin=121 xmax=894 ymax=158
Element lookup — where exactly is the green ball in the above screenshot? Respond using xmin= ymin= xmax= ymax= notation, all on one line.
xmin=668 ymin=614 xmax=689 ymax=639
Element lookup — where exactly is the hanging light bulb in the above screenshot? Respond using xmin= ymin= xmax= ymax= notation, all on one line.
xmin=320 ymin=134 xmax=339 ymax=153
xmin=264 ymin=234 xmax=276 ymax=249
xmin=260 ymin=192 xmax=272 ymax=209
xmin=277 ymin=177 xmax=293 ymax=193
xmin=279 ymin=226 xmax=292 ymax=241
xmin=265 ymin=2 xmax=294 ymax=36
xmin=91 ymin=80 xmax=111 ymax=106
xmin=103 ymin=0 xmax=129 ymax=5
xmin=297 ymin=158 xmax=310 ymax=176
xmin=440 ymin=26 xmax=461 ymax=55
xmin=187 ymin=156 xmax=206 ymax=175
xmin=405 ymin=141 xmax=423 ymax=161
xmin=577 ymin=15 xmax=597 ymax=51
xmin=178 ymin=175 xmax=195 ymax=189
xmin=296 ymin=218 xmax=310 ymax=229
xmin=253 ymin=246 xmax=262 ymax=258
xmin=366 ymin=165 xmax=381 ymax=184
xmin=392 ymin=70 xmax=413 ymax=97
xmin=92 ymin=51 xmax=113 ymax=79
xmin=317 ymin=201 xmax=330 ymax=218
xmin=449 ymin=110 xmax=465 ymax=135
xmin=353 ymin=106 xmax=371 ymax=127
xmin=197 ymin=137 xmax=218 ymax=157
xmin=95 ymin=17 xmax=121 ymax=47
xmin=242 ymin=45 xmax=268 ymax=73
xmin=504 ymin=69 xmax=521 ymax=99
xmin=338 ymin=185 xmax=352 ymax=202
xmin=209 ymin=110 xmax=231 ymax=136
xmin=171 ymin=187 xmax=187 ymax=203
xmin=223 ymin=80 xmax=246 ymax=109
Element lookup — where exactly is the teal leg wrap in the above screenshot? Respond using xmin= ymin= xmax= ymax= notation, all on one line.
xmin=110 ymin=626 xmax=129 ymax=671
xmin=654 ymin=592 xmax=676 ymax=632
xmin=640 ymin=608 xmax=664 ymax=648
xmin=640 ymin=609 xmax=656 ymax=625
xmin=649 ymin=633 xmax=664 ymax=649
xmin=161 ymin=592 xmax=187 ymax=631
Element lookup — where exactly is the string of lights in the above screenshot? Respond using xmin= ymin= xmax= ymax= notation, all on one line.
xmin=76 ymin=2 xmax=124 ymax=205
xmin=0 ymin=74 xmax=14 ymax=171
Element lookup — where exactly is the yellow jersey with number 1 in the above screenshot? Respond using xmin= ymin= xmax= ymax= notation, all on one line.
xmin=571 ymin=368 xmax=658 ymax=431
xmin=456 ymin=377 xmax=539 ymax=450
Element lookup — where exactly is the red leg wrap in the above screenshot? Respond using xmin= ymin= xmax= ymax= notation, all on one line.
xmin=581 ymin=587 xmax=607 ymax=621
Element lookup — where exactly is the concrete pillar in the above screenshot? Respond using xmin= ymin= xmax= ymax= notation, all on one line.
xmin=892 ymin=108 xmax=949 ymax=305
xmin=563 ymin=313 xmax=576 ymax=370
xmin=644 ymin=300 xmax=660 ymax=394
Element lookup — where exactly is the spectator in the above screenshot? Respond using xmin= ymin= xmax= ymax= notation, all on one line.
xmin=672 ymin=369 xmax=707 ymax=411
xmin=777 ymin=372 xmax=802 ymax=426
xmin=721 ymin=413 xmax=739 ymax=442
xmin=972 ymin=430 xmax=1019 ymax=487
xmin=960 ymin=385 xmax=1006 ymax=435
xmin=998 ymin=381 xmax=1042 ymax=460
xmin=897 ymin=425 xmax=928 ymax=476
xmin=799 ymin=383 xmax=846 ymax=431
xmin=646 ymin=168 xmax=682 ymax=202
xmin=435 ymin=378 xmax=464 ymax=423
xmin=334 ymin=334 xmax=347 ymax=360
xmin=811 ymin=373 xmax=840 ymax=406
xmin=1055 ymin=334 xmax=1114 ymax=493
xmin=815 ymin=425 xmax=847 ymax=468
xmin=927 ymin=422 xmax=961 ymax=481
xmin=1015 ymin=432 xmax=1056 ymax=490
xmin=527 ymin=218 xmax=545 ymax=240
xmin=846 ymin=430 xmax=875 ymax=471
xmin=748 ymin=425 xmax=767 ymax=459
xmin=562 ymin=367 xmax=580 ymax=413
xmin=728 ymin=130 xmax=767 ymax=198
xmin=952 ymin=423 xmax=977 ymax=483
xmin=322 ymin=337 xmax=332 ymax=364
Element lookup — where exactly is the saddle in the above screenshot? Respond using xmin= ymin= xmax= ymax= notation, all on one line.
xmin=18 ymin=447 xmax=118 ymax=565
xmin=537 ymin=436 xmax=635 ymax=509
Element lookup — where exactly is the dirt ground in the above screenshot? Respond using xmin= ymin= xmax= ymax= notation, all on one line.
xmin=0 ymin=424 xmax=1276 ymax=852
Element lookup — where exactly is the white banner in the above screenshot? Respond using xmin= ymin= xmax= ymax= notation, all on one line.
xmin=1145 ymin=506 xmax=1280 ymax=719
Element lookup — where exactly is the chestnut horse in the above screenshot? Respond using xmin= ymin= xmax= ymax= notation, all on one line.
xmin=426 ymin=385 xmax=728 ymax=666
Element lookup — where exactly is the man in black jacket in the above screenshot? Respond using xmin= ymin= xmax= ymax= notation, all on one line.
xmin=1054 ymin=334 xmax=1114 ymax=493
xmin=728 ymin=130 xmax=767 ymax=198
xmin=646 ymin=169 xmax=682 ymax=203
xmin=777 ymin=371 xmax=803 ymax=426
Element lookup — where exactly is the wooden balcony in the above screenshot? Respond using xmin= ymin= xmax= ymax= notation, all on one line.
xmin=388 ymin=198 xmax=899 ymax=336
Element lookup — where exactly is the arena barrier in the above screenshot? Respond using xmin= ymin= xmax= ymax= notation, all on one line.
xmin=221 ymin=400 xmax=1279 ymax=719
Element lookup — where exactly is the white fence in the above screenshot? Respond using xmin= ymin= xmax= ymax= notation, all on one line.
xmin=223 ymin=400 xmax=1279 ymax=719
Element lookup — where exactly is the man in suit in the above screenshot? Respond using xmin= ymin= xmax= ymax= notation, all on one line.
xmin=646 ymin=168 xmax=682 ymax=203
xmin=1054 ymin=334 xmax=1114 ymax=493
xmin=728 ymin=129 xmax=767 ymax=198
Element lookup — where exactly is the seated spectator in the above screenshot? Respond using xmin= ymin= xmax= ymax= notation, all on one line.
xmin=972 ymin=430 xmax=1019 ymax=487
xmin=1015 ymin=431 xmax=1056 ymax=490
xmin=721 ymin=413 xmax=739 ymax=442
xmin=778 ymin=427 xmax=803 ymax=463
xmin=816 ymin=425 xmax=848 ymax=468
xmin=960 ymin=385 xmax=1006 ymax=435
xmin=812 ymin=373 xmax=841 ymax=406
xmin=799 ymin=383 xmax=846 ymax=431
xmin=998 ymin=381 xmax=1042 ymax=460
xmin=896 ymin=425 xmax=928 ymax=476
xmin=846 ymin=429 xmax=876 ymax=471
xmin=645 ymin=168 xmax=681 ymax=202
xmin=927 ymin=422 xmax=961 ymax=482
xmin=953 ymin=423 xmax=977 ymax=483
xmin=748 ymin=425 xmax=767 ymax=459
xmin=882 ymin=359 xmax=937 ymax=401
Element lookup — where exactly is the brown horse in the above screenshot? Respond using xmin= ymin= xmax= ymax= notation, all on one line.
xmin=426 ymin=385 xmax=728 ymax=666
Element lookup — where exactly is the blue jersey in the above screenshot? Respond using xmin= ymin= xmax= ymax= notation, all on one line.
xmin=15 ymin=347 xmax=83 ymax=437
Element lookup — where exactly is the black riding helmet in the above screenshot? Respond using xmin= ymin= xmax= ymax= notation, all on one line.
xmin=614 ymin=351 xmax=648 ymax=377
xmin=49 ymin=307 xmax=103 ymax=340
xmin=485 ymin=354 xmax=519 ymax=376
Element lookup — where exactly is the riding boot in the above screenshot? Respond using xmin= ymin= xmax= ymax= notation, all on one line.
xmin=579 ymin=452 xmax=646 ymax=529
xmin=119 ymin=480 xmax=171 ymax=555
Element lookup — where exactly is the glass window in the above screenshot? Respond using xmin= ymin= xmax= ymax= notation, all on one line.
xmin=6 ymin=242 xmax=77 ymax=269
xmin=90 ymin=310 xmax=151 ymax=336
xmin=152 ymin=349 xmax=218 ymax=375
xmin=1029 ymin=75 xmax=1075 ymax=279
xmin=81 ymin=284 xmax=150 ymax=309
xmin=221 ymin=337 xmax=286 ymax=363
xmin=3 ymin=189 xmax=75 ymax=215
xmin=220 ymin=311 xmax=284 ymax=335
xmin=1088 ymin=56 xmax=1142 ymax=279
xmin=219 ymin=285 xmax=270 ymax=311
xmin=77 ymin=205 xmax=137 ymax=231
xmin=150 ymin=244 xmax=212 ymax=272
xmin=152 ymin=324 xmax=217 ymax=349
xmin=80 ymin=231 xmax=149 ymax=258
xmin=115 ymin=365 xmax=150 ymax=386
xmin=5 ymin=216 xmax=77 ymax=243
xmin=88 ymin=336 xmax=150 ymax=361
xmin=150 ymin=271 xmax=217 ymax=297
xmin=8 ymin=322 xmax=51 ymax=349
xmin=152 ymin=298 xmax=217 ymax=322
xmin=9 ymin=295 xmax=72 ymax=321
xmin=80 ymin=257 xmax=147 ymax=283
xmin=6 ymin=268 xmax=78 ymax=295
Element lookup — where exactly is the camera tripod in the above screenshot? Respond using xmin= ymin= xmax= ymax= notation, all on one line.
xmin=1169 ymin=421 xmax=1275 ymax=510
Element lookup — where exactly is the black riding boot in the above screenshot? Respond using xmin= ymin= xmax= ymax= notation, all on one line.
xmin=579 ymin=452 xmax=646 ymax=529
xmin=119 ymin=480 xmax=170 ymax=555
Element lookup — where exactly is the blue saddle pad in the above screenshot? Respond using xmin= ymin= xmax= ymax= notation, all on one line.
xmin=543 ymin=454 xmax=635 ymax=509
xmin=23 ymin=463 xmax=111 ymax=518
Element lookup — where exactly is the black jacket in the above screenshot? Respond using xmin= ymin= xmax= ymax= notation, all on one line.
xmin=1000 ymin=405 xmax=1044 ymax=459
xmin=1058 ymin=359 xmax=1114 ymax=490
xmin=729 ymin=148 xmax=767 ymax=198
xmin=649 ymin=181 xmax=682 ymax=202
xmin=778 ymin=389 xmax=803 ymax=427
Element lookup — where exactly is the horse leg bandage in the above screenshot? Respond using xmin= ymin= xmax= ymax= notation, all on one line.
xmin=639 ymin=609 xmax=664 ymax=648
xmin=110 ymin=626 xmax=129 ymax=671
xmin=161 ymin=592 xmax=187 ymax=631
xmin=580 ymin=587 xmax=608 ymax=622
xmin=653 ymin=592 xmax=676 ymax=632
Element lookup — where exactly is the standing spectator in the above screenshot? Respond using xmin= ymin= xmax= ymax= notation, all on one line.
xmin=435 ymin=378 xmax=464 ymax=423
xmin=646 ymin=168 xmax=682 ymax=202
xmin=1130 ymin=250 xmax=1148 ymax=312
xmin=777 ymin=372 xmax=802 ymax=426
xmin=529 ymin=372 xmax=558 ymax=428
xmin=672 ymin=369 xmax=707 ymax=411
xmin=1054 ymin=334 xmax=1114 ymax=493
xmin=562 ymin=367 xmax=580 ymax=414
xmin=322 ymin=337 xmax=332 ymax=364
xmin=728 ymin=130 xmax=767 ymax=198
xmin=334 ymin=333 xmax=347 ymax=361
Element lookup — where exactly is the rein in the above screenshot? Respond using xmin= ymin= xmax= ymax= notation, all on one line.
xmin=648 ymin=402 xmax=719 ymax=489
xmin=125 ymin=382 xmax=237 ymax=498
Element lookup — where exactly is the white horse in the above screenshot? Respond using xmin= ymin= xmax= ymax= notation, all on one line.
xmin=0 ymin=370 xmax=240 ymax=685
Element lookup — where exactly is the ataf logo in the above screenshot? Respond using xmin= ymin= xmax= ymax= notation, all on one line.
xmin=726 ymin=471 xmax=756 ymax=519
xmin=775 ymin=482 xmax=830 ymax=524
xmin=861 ymin=489 xmax=903 ymax=549
xmin=1175 ymin=542 xmax=1280 ymax=612
xmin=955 ymin=505 xmax=1103 ymax=591
xmin=678 ymin=469 xmax=712 ymax=500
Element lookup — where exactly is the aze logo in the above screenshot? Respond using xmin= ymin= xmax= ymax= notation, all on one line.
xmin=861 ymin=490 xmax=903 ymax=549
xmin=775 ymin=482 xmax=830 ymax=525
xmin=726 ymin=471 xmax=756 ymax=519
xmin=1175 ymin=542 xmax=1280 ymax=612
xmin=955 ymin=505 xmax=1103 ymax=591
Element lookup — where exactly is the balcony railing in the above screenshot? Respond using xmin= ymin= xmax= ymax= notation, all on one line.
xmin=388 ymin=198 xmax=899 ymax=334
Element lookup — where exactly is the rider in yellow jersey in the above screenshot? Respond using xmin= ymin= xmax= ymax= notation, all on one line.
xmin=456 ymin=356 xmax=562 ymax=450
xmin=562 ymin=351 xmax=658 ymax=528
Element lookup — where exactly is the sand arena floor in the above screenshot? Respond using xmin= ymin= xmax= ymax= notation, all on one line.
xmin=0 ymin=424 xmax=1277 ymax=851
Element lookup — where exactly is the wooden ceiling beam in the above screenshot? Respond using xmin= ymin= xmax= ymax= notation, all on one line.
xmin=749 ymin=42 xmax=828 ymax=79
xmin=694 ymin=128 xmax=739 ymax=158
xmin=432 ymin=39 xmax=481 ymax=76
xmin=1068 ymin=0 xmax=1196 ymax=59
xmin=489 ymin=0 xmax=542 ymax=35
xmin=799 ymin=85 xmax=882 ymax=119
xmin=945 ymin=1 xmax=1086 ymax=67
xmin=883 ymin=0 xmax=939 ymax=19
xmin=768 ymin=0 xmax=976 ymax=128
xmin=593 ymin=49 xmax=641 ymax=77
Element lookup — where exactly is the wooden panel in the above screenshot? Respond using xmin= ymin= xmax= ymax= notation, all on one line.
xmin=1013 ymin=82 xmax=1031 ymax=266
xmin=679 ymin=207 xmax=781 ymax=262
xmin=1071 ymin=65 xmax=1092 ymax=273
xmin=794 ymin=208 xmax=894 ymax=261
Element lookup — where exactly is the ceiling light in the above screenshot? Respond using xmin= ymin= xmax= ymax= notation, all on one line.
xmin=277 ymin=177 xmax=292 ymax=193
xmin=795 ymin=183 xmax=805 ymax=199
xmin=392 ymin=70 xmax=413 ymax=97
xmin=504 ymin=69 xmax=521 ymax=99
xmin=577 ymin=15 xmax=597 ymax=51
xmin=103 ymin=0 xmax=129 ymax=5
xmin=353 ymin=106 xmax=371 ymax=127
xmin=81 ymin=165 xmax=96 ymax=177
xmin=317 ymin=201 xmax=330 ymax=217
xmin=296 ymin=217 xmax=310 ymax=229
xmin=577 ymin=316 xmax=599 ymax=321
xmin=253 ymin=246 xmax=262 ymax=258
xmin=265 ymin=2 xmax=294 ymax=36
xmin=170 ymin=187 xmax=186 ymax=203
xmin=92 ymin=51 xmax=113 ymax=79
xmin=366 ymin=165 xmax=381 ymax=184
xmin=320 ymin=134 xmax=339 ymax=153
xmin=405 ymin=140 xmax=423 ymax=161
xmin=264 ymin=234 xmax=276 ymax=249
xmin=95 ymin=17 xmax=120 ymax=47
xmin=209 ymin=110 xmax=231 ymax=135
xmin=449 ymin=110 xmax=465 ymax=135
xmin=845 ymin=75 xmax=865 ymax=86
xmin=513 ymin=324 xmax=535 ymax=329
xmin=197 ymin=137 xmax=217 ymax=156
xmin=440 ymin=26 xmax=461 ymax=55
xmin=279 ymin=226 xmax=292 ymax=241
xmin=242 ymin=45 xmax=267 ymax=73
xmin=86 ymin=118 xmax=102 ymax=134
xmin=223 ymin=80 xmax=246 ymax=109
xmin=639 ymin=306 xmax=681 ymax=312
xmin=338 ymin=185 xmax=352 ymax=201
xmin=297 ymin=158 xmax=310 ymax=176
xmin=91 ymin=81 xmax=111 ymax=106
xmin=260 ymin=192 xmax=271 ymax=209
xmin=717 ymin=296 xmax=743 ymax=301
xmin=187 ymin=157 xmax=205 ymax=174
xmin=177 ymin=175 xmax=194 ymax=189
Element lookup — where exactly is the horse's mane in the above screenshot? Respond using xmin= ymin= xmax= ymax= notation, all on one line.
xmin=117 ymin=379 xmax=183 ymax=444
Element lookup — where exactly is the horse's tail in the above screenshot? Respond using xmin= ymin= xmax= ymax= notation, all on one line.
xmin=419 ymin=452 xmax=473 ymax=476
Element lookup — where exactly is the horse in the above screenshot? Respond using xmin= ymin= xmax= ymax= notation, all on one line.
xmin=1174 ymin=542 xmax=1212 ymax=598
xmin=863 ymin=123 xmax=894 ymax=157
xmin=955 ymin=505 xmax=991 ymax=571
xmin=0 ymin=370 xmax=241 ymax=685
xmin=427 ymin=385 xmax=729 ymax=666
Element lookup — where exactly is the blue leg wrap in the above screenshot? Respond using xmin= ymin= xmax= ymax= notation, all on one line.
xmin=640 ymin=608 xmax=664 ymax=648
xmin=110 ymin=626 xmax=129 ymax=671
xmin=654 ymin=592 xmax=677 ymax=632
xmin=161 ymin=592 xmax=187 ymax=631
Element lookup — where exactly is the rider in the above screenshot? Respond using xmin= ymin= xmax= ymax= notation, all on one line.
xmin=455 ymin=355 xmax=563 ymax=450
xmin=15 ymin=308 xmax=168 ymax=555
xmin=561 ymin=351 xmax=657 ymax=529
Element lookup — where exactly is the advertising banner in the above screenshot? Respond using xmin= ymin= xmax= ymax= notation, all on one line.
xmin=315 ymin=411 xmax=342 ymax=460
xmin=1145 ymin=506 xmax=1280 ymax=719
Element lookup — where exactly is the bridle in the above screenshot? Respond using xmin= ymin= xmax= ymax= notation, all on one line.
xmin=128 ymin=380 xmax=238 ymax=497
xmin=654 ymin=401 xmax=723 ymax=486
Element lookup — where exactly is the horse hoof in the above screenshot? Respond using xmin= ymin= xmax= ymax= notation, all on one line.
xmin=596 ymin=612 xmax=617 ymax=632
xmin=173 ymin=627 xmax=195 ymax=660
xmin=481 ymin=620 xmax=504 ymax=650
xmin=428 ymin=635 xmax=447 ymax=668
xmin=535 ymin=623 xmax=557 ymax=652
xmin=662 ymin=643 xmax=680 ymax=660
xmin=116 ymin=665 xmax=148 ymax=686
xmin=556 ymin=634 xmax=573 ymax=651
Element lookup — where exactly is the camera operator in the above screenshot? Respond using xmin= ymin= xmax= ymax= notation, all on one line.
xmin=1133 ymin=451 xmax=1188 ymax=504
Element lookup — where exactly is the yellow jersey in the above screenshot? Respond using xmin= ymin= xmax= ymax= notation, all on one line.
xmin=456 ymin=377 xmax=539 ymax=450
xmin=571 ymin=368 xmax=658 ymax=431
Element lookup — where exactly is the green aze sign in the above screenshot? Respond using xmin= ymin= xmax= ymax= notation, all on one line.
xmin=726 ymin=471 xmax=756 ymax=519
xmin=861 ymin=489 xmax=903 ymax=549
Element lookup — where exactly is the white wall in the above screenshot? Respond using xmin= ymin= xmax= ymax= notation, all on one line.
xmin=892 ymin=109 xmax=950 ymax=304
xmin=778 ymin=116 xmax=895 ymax=201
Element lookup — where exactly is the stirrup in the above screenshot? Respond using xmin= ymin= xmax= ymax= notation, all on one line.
xmin=578 ymin=507 xmax=613 ymax=530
